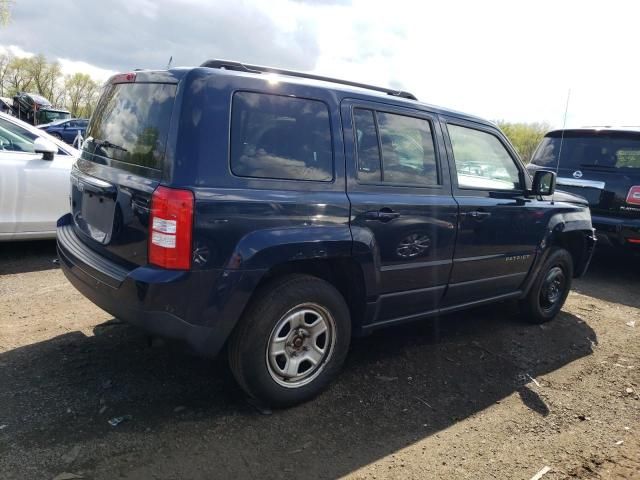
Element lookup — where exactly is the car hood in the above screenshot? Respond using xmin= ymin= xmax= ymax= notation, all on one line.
xmin=553 ymin=189 xmax=589 ymax=206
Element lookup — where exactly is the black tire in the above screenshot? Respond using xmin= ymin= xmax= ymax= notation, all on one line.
xmin=50 ymin=133 xmax=62 ymax=140
xmin=519 ymin=247 xmax=573 ymax=324
xmin=228 ymin=274 xmax=351 ymax=408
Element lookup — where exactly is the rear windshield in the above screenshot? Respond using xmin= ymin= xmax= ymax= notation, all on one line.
xmin=531 ymin=132 xmax=640 ymax=170
xmin=84 ymin=82 xmax=176 ymax=170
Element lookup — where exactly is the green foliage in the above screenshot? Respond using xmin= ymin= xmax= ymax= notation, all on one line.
xmin=496 ymin=121 xmax=551 ymax=163
xmin=0 ymin=0 xmax=12 ymax=26
xmin=616 ymin=150 xmax=640 ymax=168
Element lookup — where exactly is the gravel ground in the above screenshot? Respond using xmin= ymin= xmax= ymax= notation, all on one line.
xmin=0 ymin=242 xmax=638 ymax=480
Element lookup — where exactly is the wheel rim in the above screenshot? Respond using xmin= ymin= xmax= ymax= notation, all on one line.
xmin=539 ymin=266 xmax=566 ymax=312
xmin=396 ymin=233 xmax=431 ymax=258
xmin=266 ymin=303 xmax=336 ymax=388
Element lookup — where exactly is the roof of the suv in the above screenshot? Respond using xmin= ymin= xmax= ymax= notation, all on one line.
xmin=546 ymin=127 xmax=640 ymax=136
xmin=129 ymin=61 xmax=495 ymax=129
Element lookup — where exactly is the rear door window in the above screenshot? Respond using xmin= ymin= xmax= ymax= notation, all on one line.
xmin=85 ymin=83 xmax=177 ymax=170
xmin=353 ymin=108 xmax=439 ymax=186
xmin=230 ymin=92 xmax=333 ymax=181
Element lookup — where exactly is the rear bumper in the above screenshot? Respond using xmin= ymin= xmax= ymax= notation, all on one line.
xmin=56 ymin=213 xmax=264 ymax=357
xmin=592 ymin=214 xmax=640 ymax=249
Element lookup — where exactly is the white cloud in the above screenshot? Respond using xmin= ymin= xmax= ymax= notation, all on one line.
xmin=56 ymin=58 xmax=116 ymax=83
xmin=2 ymin=0 xmax=639 ymax=127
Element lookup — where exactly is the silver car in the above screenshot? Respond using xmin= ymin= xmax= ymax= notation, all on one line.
xmin=0 ymin=112 xmax=78 ymax=241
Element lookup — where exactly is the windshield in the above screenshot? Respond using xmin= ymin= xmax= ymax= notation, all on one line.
xmin=84 ymin=82 xmax=176 ymax=170
xmin=531 ymin=132 xmax=640 ymax=170
xmin=39 ymin=110 xmax=70 ymax=123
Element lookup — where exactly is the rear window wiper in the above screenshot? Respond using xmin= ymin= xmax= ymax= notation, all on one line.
xmin=94 ymin=138 xmax=128 ymax=153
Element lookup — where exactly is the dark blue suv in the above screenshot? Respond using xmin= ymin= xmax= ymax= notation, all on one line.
xmin=57 ymin=60 xmax=596 ymax=407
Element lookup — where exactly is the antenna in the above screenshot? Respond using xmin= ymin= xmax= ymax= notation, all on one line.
xmin=555 ymin=88 xmax=571 ymax=176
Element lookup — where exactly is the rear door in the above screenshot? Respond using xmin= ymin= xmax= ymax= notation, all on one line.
xmin=342 ymin=100 xmax=457 ymax=324
xmin=70 ymin=77 xmax=177 ymax=267
xmin=441 ymin=118 xmax=539 ymax=307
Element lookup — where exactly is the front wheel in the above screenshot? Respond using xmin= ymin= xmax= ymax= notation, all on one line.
xmin=520 ymin=247 xmax=573 ymax=324
xmin=228 ymin=275 xmax=351 ymax=408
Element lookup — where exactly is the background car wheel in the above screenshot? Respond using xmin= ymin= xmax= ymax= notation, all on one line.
xmin=227 ymin=274 xmax=351 ymax=408
xmin=519 ymin=247 xmax=573 ymax=324
xmin=50 ymin=133 xmax=62 ymax=140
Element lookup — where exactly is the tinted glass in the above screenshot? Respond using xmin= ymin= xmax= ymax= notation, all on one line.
xmin=531 ymin=133 xmax=640 ymax=170
xmin=378 ymin=112 xmax=438 ymax=185
xmin=85 ymin=83 xmax=177 ymax=170
xmin=353 ymin=108 xmax=381 ymax=182
xmin=448 ymin=124 xmax=520 ymax=190
xmin=39 ymin=110 xmax=70 ymax=123
xmin=0 ymin=117 xmax=37 ymax=153
xmin=231 ymin=92 xmax=332 ymax=181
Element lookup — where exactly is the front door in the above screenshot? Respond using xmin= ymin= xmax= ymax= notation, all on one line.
xmin=440 ymin=118 xmax=540 ymax=307
xmin=0 ymin=117 xmax=73 ymax=236
xmin=342 ymin=100 xmax=458 ymax=325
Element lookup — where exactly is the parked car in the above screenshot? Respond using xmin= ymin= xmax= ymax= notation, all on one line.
xmin=0 ymin=112 xmax=78 ymax=241
xmin=38 ymin=118 xmax=88 ymax=146
xmin=12 ymin=92 xmax=71 ymax=126
xmin=0 ymin=96 xmax=13 ymax=115
xmin=57 ymin=61 xmax=596 ymax=407
xmin=528 ymin=128 xmax=640 ymax=250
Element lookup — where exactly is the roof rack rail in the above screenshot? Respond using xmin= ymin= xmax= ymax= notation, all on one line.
xmin=199 ymin=59 xmax=417 ymax=101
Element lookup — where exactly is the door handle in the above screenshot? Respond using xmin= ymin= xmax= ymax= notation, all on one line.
xmin=466 ymin=210 xmax=491 ymax=219
xmin=364 ymin=209 xmax=400 ymax=222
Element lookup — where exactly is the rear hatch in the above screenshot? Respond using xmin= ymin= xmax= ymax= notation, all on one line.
xmin=70 ymin=73 xmax=178 ymax=267
xmin=528 ymin=129 xmax=640 ymax=218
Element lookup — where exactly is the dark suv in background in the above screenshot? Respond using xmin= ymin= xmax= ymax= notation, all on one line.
xmin=528 ymin=128 xmax=640 ymax=250
xmin=57 ymin=60 xmax=595 ymax=407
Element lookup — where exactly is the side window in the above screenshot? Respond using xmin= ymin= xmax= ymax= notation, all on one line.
xmin=448 ymin=124 xmax=521 ymax=190
xmin=0 ymin=117 xmax=37 ymax=154
xmin=353 ymin=108 xmax=439 ymax=186
xmin=230 ymin=92 xmax=333 ymax=181
xmin=353 ymin=109 xmax=381 ymax=183
xmin=378 ymin=112 xmax=438 ymax=185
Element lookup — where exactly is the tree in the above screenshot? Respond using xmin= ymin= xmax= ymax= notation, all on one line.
xmin=64 ymin=72 xmax=99 ymax=117
xmin=0 ymin=0 xmax=12 ymax=25
xmin=496 ymin=121 xmax=551 ymax=163
xmin=4 ymin=56 xmax=35 ymax=96
xmin=28 ymin=54 xmax=62 ymax=100
xmin=0 ymin=53 xmax=11 ymax=96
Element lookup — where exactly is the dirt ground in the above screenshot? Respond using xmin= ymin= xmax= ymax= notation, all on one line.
xmin=0 ymin=242 xmax=638 ymax=480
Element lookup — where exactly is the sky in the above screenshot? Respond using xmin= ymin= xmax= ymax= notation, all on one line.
xmin=1 ymin=0 xmax=639 ymax=128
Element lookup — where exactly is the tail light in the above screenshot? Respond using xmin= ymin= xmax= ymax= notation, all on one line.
xmin=110 ymin=72 xmax=136 ymax=84
xmin=626 ymin=186 xmax=640 ymax=205
xmin=149 ymin=186 xmax=194 ymax=270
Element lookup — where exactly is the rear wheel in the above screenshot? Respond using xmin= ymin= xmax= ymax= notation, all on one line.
xmin=520 ymin=247 xmax=573 ymax=324
xmin=228 ymin=275 xmax=351 ymax=408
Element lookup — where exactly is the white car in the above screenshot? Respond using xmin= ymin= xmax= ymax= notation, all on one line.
xmin=0 ymin=112 xmax=78 ymax=241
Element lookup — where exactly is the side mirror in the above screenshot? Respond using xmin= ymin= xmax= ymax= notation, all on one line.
xmin=34 ymin=137 xmax=57 ymax=161
xmin=63 ymin=123 xmax=68 ymax=129
xmin=532 ymin=169 xmax=556 ymax=196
